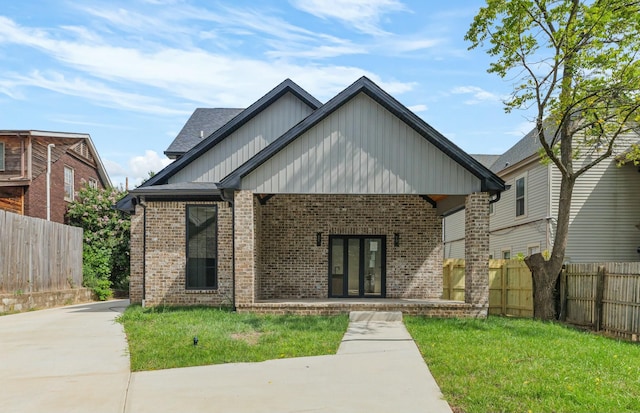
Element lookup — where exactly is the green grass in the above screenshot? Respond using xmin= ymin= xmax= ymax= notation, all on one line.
xmin=118 ymin=305 xmax=349 ymax=371
xmin=405 ymin=316 xmax=640 ymax=413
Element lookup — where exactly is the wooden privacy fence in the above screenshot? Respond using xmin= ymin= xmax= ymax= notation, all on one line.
xmin=443 ymin=259 xmax=533 ymax=317
xmin=0 ymin=210 xmax=83 ymax=293
xmin=561 ymin=262 xmax=640 ymax=340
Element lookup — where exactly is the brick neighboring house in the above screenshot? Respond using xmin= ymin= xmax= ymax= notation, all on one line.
xmin=0 ymin=130 xmax=111 ymax=223
xmin=117 ymin=77 xmax=506 ymax=316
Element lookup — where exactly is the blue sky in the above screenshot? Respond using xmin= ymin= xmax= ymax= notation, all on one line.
xmin=0 ymin=0 xmax=535 ymax=188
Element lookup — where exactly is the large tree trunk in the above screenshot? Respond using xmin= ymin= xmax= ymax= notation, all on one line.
xmin=525 ymin=173 xmax=575 ymax=320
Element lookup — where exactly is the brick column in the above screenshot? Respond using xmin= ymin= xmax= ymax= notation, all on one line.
xmin=464 ymin=192 xmax=490 ymax=313
xmin=234 ymin=190 xmax=256 ymax=305
xmin=129 ymin=205 xmax=144 ymax=304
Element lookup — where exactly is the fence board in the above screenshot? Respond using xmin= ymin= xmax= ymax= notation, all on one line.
xmin=0 ymin=209 xmax=82 ymax=293
xmin=443 ymin=259 xmax=533 ymax=317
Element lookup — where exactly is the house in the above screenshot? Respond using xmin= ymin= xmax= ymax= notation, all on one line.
xmin=443 ymin=128 xmax=640 ymax=262
xmin=117 ymin=77 xmax=507 ymax=316
xmin=0 ymin=130 xmax=111 ymax=224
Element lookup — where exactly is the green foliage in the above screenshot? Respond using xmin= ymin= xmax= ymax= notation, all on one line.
xmin=66 ymin=184 xmax=130 ymax=299
xmin=118 ymin=305 xmax=349 ymax=371
xmin=406 ymin=316 xmax=640 ymax=412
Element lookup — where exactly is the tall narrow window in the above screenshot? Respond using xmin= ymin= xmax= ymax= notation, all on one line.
xmin=0 ymin=142 xmax=5 ymax=171
xmin=515 ymin=176 xmax=525 ymax=217
xmin=64 ymin=166 xmax=74 ymax=201
xmin=186 ymin=205 xmax=218 ymax=289
xmin=88 ymin=178 xmax=98 ymax=189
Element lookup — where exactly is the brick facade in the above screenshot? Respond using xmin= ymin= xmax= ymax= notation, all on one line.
xmin=464 ymin=192 xmax=490 ymax=313
xmin=255 ymin=194 xmax=443 ymax=300
xmin=132 ymin=193 xmax=445 ymax=307
xmin=129 ymin=200 xmax=233 ymax=306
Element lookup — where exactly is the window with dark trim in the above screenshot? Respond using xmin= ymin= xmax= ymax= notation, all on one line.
xmin=186 ymin=205 xmax=218 ymax=289
xmin=0 ymin=142 xmax=5 ymax=171
xmin=515 ymin=176 xmax=525 ymax=217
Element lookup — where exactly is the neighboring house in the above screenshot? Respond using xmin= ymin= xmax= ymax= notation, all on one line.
xmin=444 ymin=128 xmax=640 ymax=263
xmin=0 ymin=130 xmax=111 ymax=224
xmin=117 ymin=77 xmax=506 ymax=315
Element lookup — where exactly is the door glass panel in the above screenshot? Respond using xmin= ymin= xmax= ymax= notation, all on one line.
xmin=364 ymin=238 xmax=382 ymax=296
xmin=330 ymin=238 xmax=344 ymax=296
xmin=348 ymin=238 xmax=360 ymax=296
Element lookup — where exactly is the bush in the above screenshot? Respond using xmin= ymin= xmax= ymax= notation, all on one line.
xmin=66 ymin=184 xmax=130 ymax=299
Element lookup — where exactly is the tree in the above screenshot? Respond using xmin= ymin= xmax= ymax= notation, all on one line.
xmin=466 ymin=0 xmax=640 ymax=319
xmin=66 ymin=184 xmax=131 ymax=300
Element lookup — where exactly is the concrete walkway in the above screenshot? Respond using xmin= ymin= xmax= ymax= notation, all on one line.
xmin=0 ymin=302 xmax=452 ymax=413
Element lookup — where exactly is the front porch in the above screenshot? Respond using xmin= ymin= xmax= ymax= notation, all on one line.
xmin=236 ymin=298 xmax=487 ymax=317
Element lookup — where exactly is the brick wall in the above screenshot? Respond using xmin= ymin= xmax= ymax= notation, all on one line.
xmin=25 ymin=151 xmax=104 ymax=224
xmin=256 ymin=194 xmax=443 ymax=300
xmin=129 ymin=200 xmax=233 ymax=306
xmin=234 ymin=190 xmax=256 ymax=305
xmin=464 ymin=192 xmax=490 ymax=312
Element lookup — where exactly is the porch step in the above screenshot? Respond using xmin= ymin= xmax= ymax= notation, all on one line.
xmin=349 ymin=311 xmax=403 ymax=322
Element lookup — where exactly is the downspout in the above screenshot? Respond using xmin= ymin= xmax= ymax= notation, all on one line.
xmin=46 ymin=143 xmax=55 ymax=221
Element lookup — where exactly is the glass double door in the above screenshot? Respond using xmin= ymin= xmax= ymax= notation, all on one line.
xmin=329 ymin=236 xmax=385 ymax=298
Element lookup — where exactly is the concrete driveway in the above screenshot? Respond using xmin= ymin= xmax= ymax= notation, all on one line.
xmin=0 ymin=300 xmax=130 ymax=413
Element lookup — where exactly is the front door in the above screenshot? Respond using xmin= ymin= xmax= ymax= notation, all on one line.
xmin=329 ymin=235 xmax=386 ymax=298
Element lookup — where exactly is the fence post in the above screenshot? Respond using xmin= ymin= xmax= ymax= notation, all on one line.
xmin=594 ymin=266 xmax=605 ymax=332
xmin=501 ymin=261 xmax=507 ymax=316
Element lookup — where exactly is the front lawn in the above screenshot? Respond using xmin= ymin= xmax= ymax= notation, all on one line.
xmin=405 ymin=316 xmax=640 ymax=413
xmin=118 ymin=305 xmax=349 ymax=371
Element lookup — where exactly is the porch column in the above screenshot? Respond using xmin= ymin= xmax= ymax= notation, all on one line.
xmin=464 ymin=192 xmax=490 ymax=313
xmin=234 ymin=190 xmax=256 ymax=305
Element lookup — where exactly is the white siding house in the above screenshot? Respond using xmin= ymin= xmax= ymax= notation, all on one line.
xmin=444 ymin=130 xmax=640 ymax=262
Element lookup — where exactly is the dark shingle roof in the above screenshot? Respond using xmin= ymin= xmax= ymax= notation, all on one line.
xmin=164 ymin=108 xmax=244 ymax=158
xmin=489 ymin=127 xmax=544 ymax=173
xmin=471 ymin=154 xmax=501 ymax=169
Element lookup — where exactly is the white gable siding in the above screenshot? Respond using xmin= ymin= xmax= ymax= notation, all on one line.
xmin=550 ymin=142 xmax=640 ymax=262
xmin=169 ymin=92 xmax=314 ymax=184
xmin=242 ymin=93 xmax=482 ymax=194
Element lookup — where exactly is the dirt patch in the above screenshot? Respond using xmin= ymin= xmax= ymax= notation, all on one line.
xmin=231 ymin=331 xmax=262 ymax=345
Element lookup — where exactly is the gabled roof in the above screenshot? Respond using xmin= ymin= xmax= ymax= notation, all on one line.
xmin=472 ymin=154 xmax=501 ymax=169
xmin=138 ymin=78 xmax=322 ymax=189
xmin=218 ymin=76 xmax=506 ymax=193
xmin=0 ymin=130 xmax=112 ymax=188
xmin=164 ymin=108 xmax=244 ymax=159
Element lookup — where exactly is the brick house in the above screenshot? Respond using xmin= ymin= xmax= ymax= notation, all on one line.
xmin=0 ymin=130 xmax=111 ymax=223
xmin=118 ymin=77 xmax=506 ymax=316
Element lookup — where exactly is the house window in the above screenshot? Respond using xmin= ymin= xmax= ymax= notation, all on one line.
xmin=186 ymin=205 xmax=218 ymax=290
xmin=515 ymin=176 xmax=526 ymax=217
xmin=528 ymin=245 xmax=540 ymax=256
xmin=502 ymin=250 xmax=511 ymax=259
xmin=0 ymin=142 xmax=4 ymax=171
xmin=88 ymin=178 xmax=98 ymax=189
xmin=64 ymin=166 xmax=74 ymax=201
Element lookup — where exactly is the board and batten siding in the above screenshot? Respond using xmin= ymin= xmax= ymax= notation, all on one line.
xmin=242 ymin=93 xmax=482 ymax=194
xmin=549 ymin=138 xmax=640 ymax=262
xmin=169 ymin=92 xmax=315 ymax=184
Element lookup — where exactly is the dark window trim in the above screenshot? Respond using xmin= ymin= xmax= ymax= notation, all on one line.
xmin=185 ymin=204 xmax=218 ymax=290
xmin=0 ymin=141 xmax=5 ymax=171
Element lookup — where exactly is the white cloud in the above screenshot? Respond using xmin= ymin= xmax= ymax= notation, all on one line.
xmin=290 ymin=0 xmax=408 ymax=35
xmin=408 ymin=104 xmax=428 ymax=113
xmin=128 ymin=150 xmax=173 ymax=185
xmin=451 ymin=86 xmax=504 ymax=105
xmin=506 ymin=121 xmax=535 ymax=137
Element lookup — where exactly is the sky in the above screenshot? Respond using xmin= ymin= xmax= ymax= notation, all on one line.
xmin=0 ymin=0 xmax=537 ymax=188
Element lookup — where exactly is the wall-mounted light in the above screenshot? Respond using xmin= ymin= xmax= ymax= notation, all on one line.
xmin=394 ymin=233 xmax=400 ymax=247
xmin=316 ymin=232 xmax=322 ymax=246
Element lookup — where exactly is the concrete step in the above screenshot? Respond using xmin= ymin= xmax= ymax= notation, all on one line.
xmin=349 ymin=311 xmax=403 ymax=322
